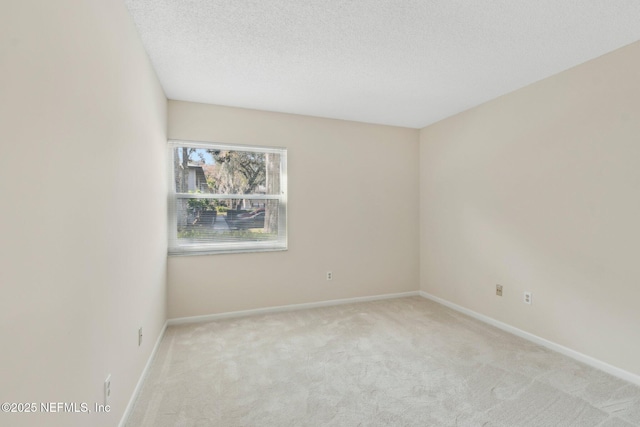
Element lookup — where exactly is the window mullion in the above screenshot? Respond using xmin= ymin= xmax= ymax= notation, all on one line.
xmin=175 ymin=193 xmax=282 ymax=200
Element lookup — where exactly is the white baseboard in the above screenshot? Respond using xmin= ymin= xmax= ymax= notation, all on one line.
xmin=419 ymin=291 xmax=640 ymax=387
xmin=168 ymin=291 xmax=420 ymax=325
xmin=119 ymin=320 xmax=168 ymax=427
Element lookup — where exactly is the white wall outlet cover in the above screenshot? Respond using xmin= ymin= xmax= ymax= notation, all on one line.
xmin=104 ymin=374 xmax=111 ymax=406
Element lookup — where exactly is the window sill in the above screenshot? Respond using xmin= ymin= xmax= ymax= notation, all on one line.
xmin=168 ymin=246 xmax=288 ymax=257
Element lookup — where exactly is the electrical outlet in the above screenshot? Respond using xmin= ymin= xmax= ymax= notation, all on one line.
xmin=496 ymin=285 xmax=503 ymax=296
xmin=326 ymin=271 xmax=333 ymax=281
xmin=524 ymin=292 xmax=532 ymax=305
xmin=104 ymin=374 xmax=111 ymax=406
xmin=138 ymin=327 xmax=143 ymax=346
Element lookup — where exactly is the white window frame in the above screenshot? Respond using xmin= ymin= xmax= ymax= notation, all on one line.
xmin=168 ymin=139 xmax=287 ymax=256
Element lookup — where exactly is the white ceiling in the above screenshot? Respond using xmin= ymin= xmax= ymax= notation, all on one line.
xmin=124 ymin=0 xmax=640 ymax=129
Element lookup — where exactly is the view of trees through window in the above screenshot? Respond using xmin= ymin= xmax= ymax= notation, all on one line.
xmin=172 ymin=145 xmax=283 ymax=247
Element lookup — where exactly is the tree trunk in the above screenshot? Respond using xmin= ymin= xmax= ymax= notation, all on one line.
xmin=181 ymin=148 xmax=189 ymax=192
xmin=265 ymin=153 xmax=280 ymax=234
xmin=176 ymin=148 xmax=190 ymax=228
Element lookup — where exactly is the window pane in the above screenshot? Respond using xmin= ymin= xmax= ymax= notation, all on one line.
xmin=173 ymin=198 xmax=281 ymax=247
xmin=173 ymin=147 xmax=281 ymax=195
xmin=168 ymin=140 xmax=287 ymax=255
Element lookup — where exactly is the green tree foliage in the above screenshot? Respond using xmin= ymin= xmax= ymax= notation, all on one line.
xmin=175 ymin=146 xmax=279 ymax=234
xmin=206 ymin=150 xmax=266 ymax=209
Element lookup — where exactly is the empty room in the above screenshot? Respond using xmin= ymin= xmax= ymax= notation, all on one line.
xmin=2 ymin=1 xmax=640 ymax=426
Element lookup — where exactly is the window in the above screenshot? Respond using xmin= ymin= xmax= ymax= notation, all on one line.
xmin=168 ymin=140 xmax=287 ymax=255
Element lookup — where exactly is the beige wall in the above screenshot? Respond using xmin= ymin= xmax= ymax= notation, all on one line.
xmin=0 ymin=1 xmax=167 ymax=426
xmin=168 ymin=101 xmax=419 ymax=318
xmin=419 ymin=41 xmax=640 ymax=376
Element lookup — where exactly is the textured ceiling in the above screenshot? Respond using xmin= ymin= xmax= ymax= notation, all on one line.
xmin=124 ymin=0 xmax=640 ymax=128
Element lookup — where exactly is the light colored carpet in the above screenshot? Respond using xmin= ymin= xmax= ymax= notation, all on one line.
xmin=126 ymin=297 xmax=640 ymax=426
